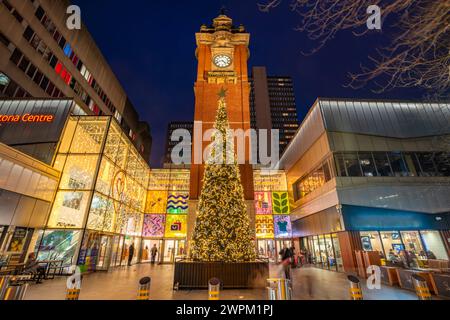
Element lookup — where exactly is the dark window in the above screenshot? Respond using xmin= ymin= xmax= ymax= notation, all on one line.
xmin=323 ymin=162 xmax=331 ymax=182
xmin=23 ymin=27 xmax=34 ymax=41
xmin=40 ymin=76 xmax=49 ymax=90
xmin=435 ymin=152 xmax=450 ymax=176
xmin=373 ymin=152 xmax=392 ymax=176
xmin=359 ymin=152 xmax=377 ymax=177
xmin=33 ymin=70 xmax=43 ymax=85
xmin=4 ymin=81 xmax=18 ymax=97
xmin=52 ymin=87 xmax=60 ymax=98
xmin=335 ymin=153 xmax=347 ymax=176
xmin=58 ymin=36 xmax=66 ymax=49
xmin=26 ymin=64 xmax=37 ymax=78
xmin=18 ymin=57 xmax=30 ymax=72
xmin=0 ymin=33 xmax=10 ymax=46
xmin=344 ymin=152 xmax=362 ymax=177
xmin=388 ymin=152 xmax=410 ymax=177
xmin=15 ymin=87 xmax=26 ymax=98
xmin=10 ymin=49 xmax=22 ymax=65
xmin=46 ymin=82 xmax=55 ymax=95
xmin=12 ymin=10 xmax=23 ymax=23
xmin=415 ymin=153 xmax=437 ymax=176
xmin=35 ymin=6 xmax=45 ymax=21
xmin=49 ymin=55 xmax=58 ymax=68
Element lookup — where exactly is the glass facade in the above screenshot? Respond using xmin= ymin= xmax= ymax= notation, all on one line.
xmin=334 ymin=151 xmax=450 ymax=178
xmin=40 ymin=116 xmax=150 ymax=270
xmin=301 ymin=233 xmax=343 ymax=272
xmin=360 ymin=230 xmax=448 ymax=267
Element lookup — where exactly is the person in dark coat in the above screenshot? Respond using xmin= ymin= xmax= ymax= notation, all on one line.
xmin=128 ymin=243 xmax=135 ymax=266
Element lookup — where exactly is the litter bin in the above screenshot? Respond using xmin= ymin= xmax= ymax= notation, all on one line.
xmin=266 ymin=278 xmax=291 ymax=300
xmin=208 ymin=278 xmax=220 ymax=300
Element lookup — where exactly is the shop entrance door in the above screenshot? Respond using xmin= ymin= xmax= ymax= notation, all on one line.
xmin=162 ymin=240 xmax=186 ymax=263
xmin=141 ymin=239 xmax=162 ymax=263
xmin=96 ymin=235 xmax=113 ymax=271
xmin=257 ymin=239 xmax=276 ymax=262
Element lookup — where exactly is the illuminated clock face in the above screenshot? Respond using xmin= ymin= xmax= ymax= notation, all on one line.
xmin=213 ymin=55 xmax=232 ymax=68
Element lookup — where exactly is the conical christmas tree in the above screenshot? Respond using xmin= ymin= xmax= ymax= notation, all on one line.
xmin=190 ymin=88 xmax=256 ymax=262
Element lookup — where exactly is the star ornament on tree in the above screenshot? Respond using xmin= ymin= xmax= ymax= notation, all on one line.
xmin=217 ymin=88 xmax=227 ymax=98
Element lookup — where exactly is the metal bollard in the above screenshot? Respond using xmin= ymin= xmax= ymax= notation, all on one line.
xmin=267 ymin=278 xmax=292 ymax=300
xmin=137 ymin=277 xmax=151 ymax=300
xmin=0 ymin=276 xmax=11 ymax=300
xmin=66 ymin=277 xmax=81 ymax=300
xmin=208 ymin=278 xmax=220 ymax=300
xmin=3 ymin=283 xmax=28 ymax=300
xmin=411 ymin=274 xmax=432 ymax=300
xmin=347 ymin=275 xmax=363 ymax=300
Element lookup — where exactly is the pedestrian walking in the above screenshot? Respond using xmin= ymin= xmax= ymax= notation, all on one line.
xmin=150 ymin=244 xmax=158 ymax=264
xmin=128 ymin=243 xmax=135 ymax=266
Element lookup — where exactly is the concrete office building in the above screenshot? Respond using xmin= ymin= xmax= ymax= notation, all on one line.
xmin=250 ymin=67 xmax=299 ymax=155
xmin=281 ymin=98 xmax=450 ymax=273
xmin=0 ymin=0 xmax=151 ymax=162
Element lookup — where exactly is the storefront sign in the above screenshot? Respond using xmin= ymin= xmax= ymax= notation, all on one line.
xmin=0 ymin=114 xmax=54 ymax=123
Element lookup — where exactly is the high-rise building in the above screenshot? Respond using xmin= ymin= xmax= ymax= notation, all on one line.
xmin=0 ymin=0 xmax=152 ymax=162
xmin=164 ymin=121 xmax=193 ymax=166
xmin=250 ymin=66 xmax=299 ymax=155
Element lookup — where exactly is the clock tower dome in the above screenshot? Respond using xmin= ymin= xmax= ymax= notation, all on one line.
xmin=190 ymin=12 xmax=254 ymax=201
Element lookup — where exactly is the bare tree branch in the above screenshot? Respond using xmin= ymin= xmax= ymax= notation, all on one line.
xmin=258 ymin=0 xmax=450 ymax=97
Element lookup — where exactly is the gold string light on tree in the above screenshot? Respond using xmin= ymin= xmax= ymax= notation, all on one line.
xmin=190 ymin=88 xmax=256 ymax=262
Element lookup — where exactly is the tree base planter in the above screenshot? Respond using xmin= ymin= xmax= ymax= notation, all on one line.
xmin=174 ymin=261 xmax=270 ymax=289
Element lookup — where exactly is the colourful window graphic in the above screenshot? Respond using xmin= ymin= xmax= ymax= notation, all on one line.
xmin=274 ymin=215 xmax=292 ymax=238
xmin=165 ymin=215 xmax=187 ymax=238
xmin=145 ymin=190 xmax=168 ymax=213
xmin=142 ymin=214 xmax=165 ymax=237
xmin=272 ymin=192 xmax=290 ymax=214
xmin=254 ymin=192 xmax=272 ymax=214
xmin=166 ymin=192 xmax=189 ymax=214
xmin=255 ymin=215 xmax=274 ymax=239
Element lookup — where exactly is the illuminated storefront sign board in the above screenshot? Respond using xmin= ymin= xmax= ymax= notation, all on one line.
xmin=0 ymin=114 xmax=55 ymax=122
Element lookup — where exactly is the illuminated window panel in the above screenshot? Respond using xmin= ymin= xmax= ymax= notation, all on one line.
xmin=165 ymin=215 xmax=187 ymax=238
xmin=48 ymin=191 xmax=91 ymax=228
xmin=167 ymin=192 xmax=189 ymax=214
xmin=254 ymin=192 xmax=272 ymax=214
xmin=255 ymin=215 xmax=274 ymax=239
xmin=145 ymin=190 xmax=168 ymax=213
xmin=58 ymin=117 xmax=78 ymax=153
xmin=69 ymin=117 xmax=108 ymax=154
xmin=168 ymin=170 xmax=190 ymax=191
xmin=253 ymin=170 xmax=287 ymax=191
xmin=274 ymin=215 xmax=292 ymax=238
xmin=124 ymin=211 xmax=143 ymax=236
xmin=86 ymin=192 xmax=111 ymax=231
xmin=148 ymin=170 xmax=171 ymax=190
xmin=103 ymin=122 xmax=129 ymax=169
xmin=59 ymin=154 xmax=100 ymax=190
xmin=95 ymin=157 xmax=119 ymax=196
xmin=272 ymin=192 xmax=290 ymax=214
xmin=142 ymin=214 xmax=165 ymax=238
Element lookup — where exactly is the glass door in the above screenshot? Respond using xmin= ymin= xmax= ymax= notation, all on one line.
xmin=331 ymin=234 xmax=344 ymax=272
xmin=96 ymin=235 xmax=112 ymax=270
xmin=163 ymin=240 xmax=175 ymax=263
xmin=141 ymin=239 xmax=162 ymax=263
xmin=257 ymin=239 xmax=276 ymax=262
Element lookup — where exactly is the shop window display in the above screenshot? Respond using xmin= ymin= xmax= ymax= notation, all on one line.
xmin=420 ymin=230 xmax=448 ymax=260
xmin=401 ymin=231 xmax=426 ymax=259
xmin=166 ymin=192 xmax=189 ymax=214
xmin=380 ymin=231 xmax=404 ymax=261
xmin=164 ymin=215 xmax=187 ymax=238
xmin=86 ymin=192 xmax=111 ymax=231
xmin=143 ymin=214 xmax=165 ymax=237
xmin=254 ymin=192 xmax=272 ymax=214
xmin=255 ymin=215 xmax=274 ymax=239
xmin=274 ymin=215 xmax=292 ymax=238
xmin=48 ymin=190 xmax=90 ymax=228
xmin=36 ymin=230 xmax=81 ymax=265
xmin=360 ymin=231 xmax=384 ymax=255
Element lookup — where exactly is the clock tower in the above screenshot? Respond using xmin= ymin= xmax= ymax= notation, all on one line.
xmin=190 ymin=13 xmax=254 ymax=201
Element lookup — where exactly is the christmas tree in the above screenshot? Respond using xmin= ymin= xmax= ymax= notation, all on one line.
xmin=190 ymin=88 xmax=256 ymax=262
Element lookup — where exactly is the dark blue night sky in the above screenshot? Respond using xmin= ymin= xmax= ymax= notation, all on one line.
xmin=72 ymin=0 xmax=424 ymax=166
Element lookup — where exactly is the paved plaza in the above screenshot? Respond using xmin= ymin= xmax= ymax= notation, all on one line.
xmin=24 ymin=264 xmax=423 ymax=300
